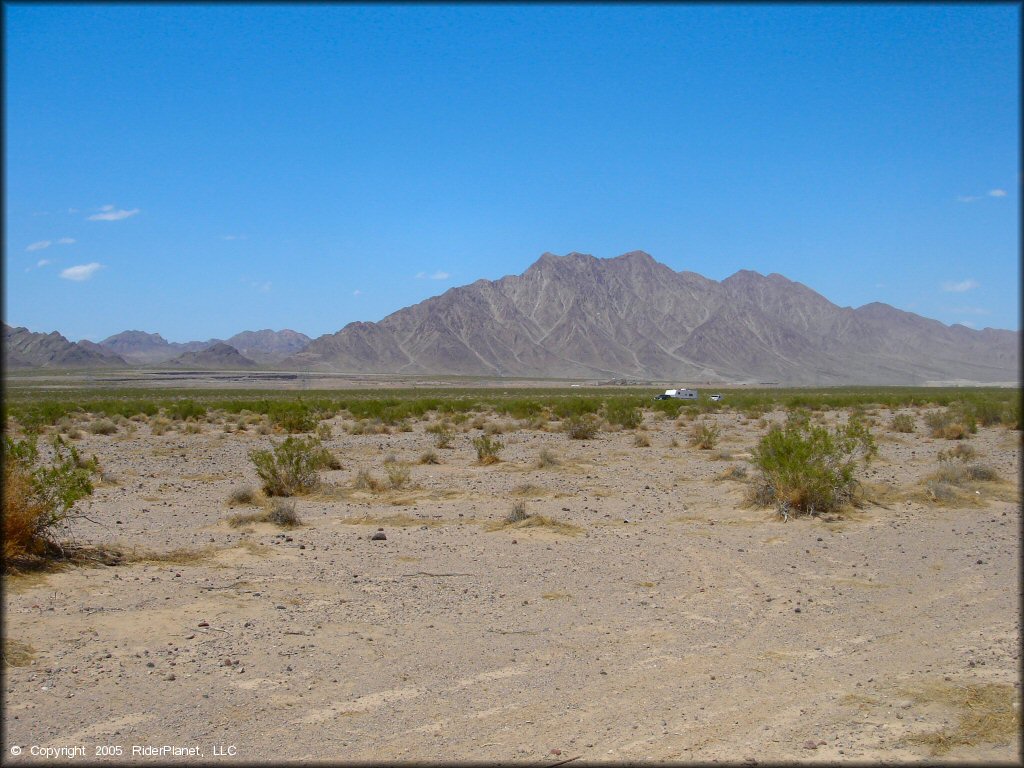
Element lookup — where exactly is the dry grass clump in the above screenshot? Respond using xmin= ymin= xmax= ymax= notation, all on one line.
xmin=418 ymin=448 xmax=440 ymax=465
xmin=511 ymin=483 xmax=546 ymax=497
xmin=227 ymin=485 xmax=259 ymax=506
xmin=150 ymin=417 xmax=171 ymax=436
xmin=633 ymin=433 xmax=651 ymax=447
xmin=716 ymin=464 xmax=748 ymax=481
xmin=902 ymin=681 xmax=1020 ymax=756
xmin=473 ymin=434 xmax=503 ymax=464
xmin=689 ymin=421 xmax=720 ymax=449
xmin=353 ymin=468 xmax=386 ymax=492
xmin=227 ymin=498 xmax=301 ymax=529
xmin=937 ymin=443 xmax=977 ymax=462
xmin=182 ymin=420 xmax=203 ymax=434
xmin=924 ymin=408 xmax=973 ymax=440
xmin=536 ymin=448 xmax=562 ymax=468
xmin=427 ymin=422 xmax=456 ymax=448
xmin=2 ymin=638 xmax=36 ymax=667
xmin=487 ymin=513 xmax=582 ymax=536
xmin=890 ymin=413 xmax=916 ymax=433
xmin=506 ymin=499 xmax=529 ymax=523
xmin=347 ymin=419 xmax=391 ymax=435
xmin=385 ymin=462 xmax=412 ymax=490
xmin=315 ymin=422 xmax=332 ymax=440
xmin=87 ymin=418 xmax=118 ymax=435
xmin=932 ymin=462 xmax=999 ymax=485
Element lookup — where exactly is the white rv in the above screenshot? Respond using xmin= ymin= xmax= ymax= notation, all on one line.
xmin=655 ymin=388 xmax=698 ymax=400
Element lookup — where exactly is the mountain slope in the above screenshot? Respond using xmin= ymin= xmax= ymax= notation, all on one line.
xmin=283 ymin=251 xmax=1019 ymax=385
xmin=4 ymin=324 xmax=127 ymax=369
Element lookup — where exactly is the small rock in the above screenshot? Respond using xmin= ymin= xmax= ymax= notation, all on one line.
xmin=164 ymin=673 xmax=176 ymax=681
xmin=549 ymin=748 xmax=562 ymax=756
xmin=370 ymin=532 xmax=387 ymax=541
xmin=512 ymin=539 xmax=517 ymax=544
xmin=198 ymin=621 xmax=209 ymax=628
xmin=802 ymin=740 xmax=818 ymax=750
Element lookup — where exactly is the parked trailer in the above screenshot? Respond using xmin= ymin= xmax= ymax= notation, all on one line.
xmin=655 ymin=388 xmax=699 ymax=400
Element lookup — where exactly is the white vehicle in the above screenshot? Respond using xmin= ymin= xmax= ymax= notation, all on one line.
xmin=709 ymin=394 xmax=723 ymax=402
xmin=655 ymin=388 xmax=698 ymax=400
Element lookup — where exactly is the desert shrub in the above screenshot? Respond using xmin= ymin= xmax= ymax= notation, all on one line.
xmin=552 ymin=397 xmax=601 ymax=419
xmin=506 ymin=500 xmax=529 ymax=524
xmin=315 ymin=422 xmax=332 ymax=440
xmin=267 ymin=402 xmax=318 ymax=433
xmin=182 ymin=420 xmax=203 ymax=434
xmin=3 ymin=436 xmax=98 ymax=564
xmin=689 ymin=421 xmax=720 ymax=449
xmin=151 ymin=417 xmax=171 ymax=436
xmin=924 ymin=408 xmax=970 ymax=439
xmin=427 ymin=423 xmax=455 ymax=448
xmin=473 ymin=434 xmax=503 ymax=464
xmin=564 ymin=414 xmax=600 ymax=440
xmin=604 ymin=398 xmax=643 ymax=430
xmin=536 ymin=448 xmax=561 ymax=468
xmin=248 ymin=436 xmax=333 ymax=497
xmin=749 ymin=413 xmax=876 ymax=517
xmin=496 ymin=399 xmax=544 ymax=420
xmin=385 ymin=462 xmax=412 ymax=489
xmin=483 ymin=421 xmax=505 ymax=435
xmin=419 ymin=449 xmax=440 ymax=465
xmin=890 ymin=413 xmax=915 ymax=433
xmin=353 ymin=468 xmax=386 ymax=492
xmin=166 ymin=399 xmax=206 ymax=421
xmin=633 ymin=433 xmax=651 ymax=447
xmin=937 ymin=443 xmax=977 ymax=462
xmin=87 ymin=419 xmax=118 ymax=435
xmin=933 ymin=462 xmax=999 ymax=485
xmin=227 ymin=486 xmax=258 ymax=506
xmin=266 ymin=498 xmax=301 ymax=527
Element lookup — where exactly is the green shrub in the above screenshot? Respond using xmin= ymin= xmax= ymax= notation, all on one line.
xmin=604 ymin=398 xmax=643 ymax=430
xmin=248 ymin=436 xmax=333 ymax=497
xmin=4 ymin=436 xmax=98 ymax=564
xmin=87 ymin=419 xmax=118 ymax=435
xmin=750 ymin=413 xmax=876 ymax=517
xmin=564 ymin=414 xmax=600 ymax=440
xmin=166 ymin=399 xmax=206 ymax=421
xmin=427 ymin=422 xmax=455 ymax=448
xmin=473 ymin=434 xmax=503 ymax=464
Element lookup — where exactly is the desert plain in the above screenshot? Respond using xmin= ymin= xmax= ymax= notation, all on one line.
xmin=2 ymin=386 xmax=1021 ymax=764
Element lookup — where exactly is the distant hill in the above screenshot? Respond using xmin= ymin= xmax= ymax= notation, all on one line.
xmin=96 ymin=328 xmax=309 ymax=365
xmin=224 ymin=329 xmax=311 ymax=363
xmin=162 ymin=342 xmax=258 ymax=369
xmin=282 ymin=251 xmax=1020 ymax=385
xmin=4 ymin=324 xmax=127 ymax=369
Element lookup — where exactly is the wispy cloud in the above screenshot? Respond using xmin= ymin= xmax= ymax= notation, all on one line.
xmin=956 ymin=195 xmax=980 ymax=203
xmin=60 ymin=263 xmax=103 ymax=281
xmin=37 ymin=259 xmax=52 ymax=268
xmin=57 ymin=237 xmax=76 ymax=245
xmin=247 ymin=280 xmax=271 ymax=293
xmin=222 ymin=234 xmax=247 ymax=241
xmin=988 ymin=189 xmax=1007 ymax=197
xmin=952 ymin=306 xmax=991 ymax=315
xmin=88 ymin=204 xmax=140 ymax=221
xmin=26 ymin=240 xmax=52 ymax=252
xmin=68 ymin=208 xmax=79 ymax=214
xmin=942 ymin=279 xmax=979 ymax=293
xmin=416 ymin=270 xmax=451 ymax=280
xmin=958 ymin=320 xmax=978 ymax=329
xmin=352 ymin=289 xmax=363 ymax=297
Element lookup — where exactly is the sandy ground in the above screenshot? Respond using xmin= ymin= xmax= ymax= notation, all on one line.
xmin=3 ymin=406 xmax=1020 ymax=764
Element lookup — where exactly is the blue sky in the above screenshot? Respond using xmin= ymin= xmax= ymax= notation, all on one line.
xmin=5 ymin=3 xmax=1019 ymax=342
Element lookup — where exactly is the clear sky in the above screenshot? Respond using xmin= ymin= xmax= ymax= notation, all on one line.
xmin=5 ymin=3 xmax=1019 ymax=342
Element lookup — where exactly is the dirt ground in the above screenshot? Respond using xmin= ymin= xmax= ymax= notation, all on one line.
xmin=3 ymin=405 xmax=1021 ymax=763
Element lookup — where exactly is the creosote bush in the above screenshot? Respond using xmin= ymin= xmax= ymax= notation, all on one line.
xmin=750 ymin=412 xmax=876 ymax=518
xmin=473 ymin=434 xmax=503 ymax=464
xmin=890 ymin=413 xmax=916 ymax=433
xmin=4 ymin=436 xmax=98 ymax=565
xmin=248 ymin=436 xmax=335 ymax=497
xmin=564 ymin=414 xmax=600 ymax=440
xmin=385 ymin=462 xmax=412 ymax=489
xmin=689 ymin=421 xmax=720 ymax=449
xmin=427 ymin=423 xmax=455 ymax=449
xmin=536 ymin=448 xmax=561 ymax=468
xmin=506 ymin=499 xmax=529 ymax=524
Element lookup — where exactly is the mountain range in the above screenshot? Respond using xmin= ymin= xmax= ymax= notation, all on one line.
xmin=4 ymin=251 xmax=1019 ymax=385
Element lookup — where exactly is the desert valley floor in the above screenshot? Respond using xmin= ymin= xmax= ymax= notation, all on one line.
xmin=3 ymin=403 xmax=1021 ymax=763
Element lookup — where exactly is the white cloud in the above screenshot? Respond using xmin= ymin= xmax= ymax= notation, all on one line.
xmin=37 ymin=259 xmax=52 ymax=268
xmin=416 ymin=270 xmax=451 ymax=280
xmin=352 ymin=289 xmax=363 ymax=297
xmin=57 ymin=237 xmax=76 ymax=245
xmin=956 ymin=195 xmax=979 ymax=203
xmin=222 ymin=234 xmax=247 ymax=241
xmin=60 ymin=263 xmax=103 ymax=281
xmin=26 ymin=240 xmax=52 ymax=252
xmin=88 ymin=206 xmax=140 ymax=221
xmin=68 ymin=208 xmax=79 ymax=214
xmin=942 ymin=279 xmax=979 ymax=293
xmin=988 ymin=189 xmax=1007 ymax=197
xmin=952 ymin=306 xmax=991 ymax=315
xmin=246 ymin=280 xmax=271 ymax=293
